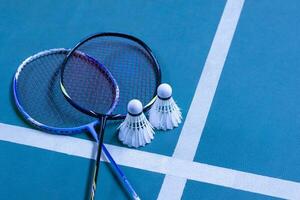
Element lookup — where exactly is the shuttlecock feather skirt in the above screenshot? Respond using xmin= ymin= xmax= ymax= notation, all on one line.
xmin=149 ymin=97 xmax=182 ymax=130
xmin=118 ymin=113 xmax=155 ymax=148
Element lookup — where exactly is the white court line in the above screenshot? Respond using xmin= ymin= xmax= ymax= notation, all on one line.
xmin=1 ymin=123 xmax=300 ymax=199
xmin=157 ymin=0 xmax=245 ymax=199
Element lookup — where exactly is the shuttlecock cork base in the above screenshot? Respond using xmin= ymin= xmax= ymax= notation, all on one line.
xmin=149 ymin=83 xmax=182 ymax=130
xmin=118 ymin=99 xmax=154 ymax=148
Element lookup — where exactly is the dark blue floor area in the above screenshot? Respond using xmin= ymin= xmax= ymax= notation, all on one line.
xmin=0 ymin=141 xmax=89 ymax=200
xmin=0 ymin=141 xmax=165 ymax=200
xmin=183 ymin=180 xmax=280 ymax=200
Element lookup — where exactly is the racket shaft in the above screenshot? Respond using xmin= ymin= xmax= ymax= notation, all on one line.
xmin=102 ymin=145 xmax=140 ymax=200
xmin=87 ymin=126 xmax=139 ymax=199
xmin=90 ymin=117 xmax=106 ymax=200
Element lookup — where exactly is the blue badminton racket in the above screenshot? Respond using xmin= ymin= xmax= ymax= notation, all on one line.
xmin=61 ymin=32 xmax=161 ymax=200
xmin=12 ymin=48 xmax=139 ymax=199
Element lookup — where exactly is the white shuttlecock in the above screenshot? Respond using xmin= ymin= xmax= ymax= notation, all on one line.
xmin=118 ymin=99 xmax=155 ymax=148
xmin=149 ymin=83 xmax=182 ymax=130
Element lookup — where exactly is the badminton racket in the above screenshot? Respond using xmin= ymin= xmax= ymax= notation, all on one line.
xmin=60 ymin=32 xmax=161 ymax=200
xmin=13 ymin=48 xmax=139 ymax=199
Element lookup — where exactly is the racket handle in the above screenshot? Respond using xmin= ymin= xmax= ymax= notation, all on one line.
xmin=90 ymin=171 xmax=97 ymax=200
xmin=89 ymin=117 xmax=106 ymax=200
xmin=87 ymin=125 xmax=140 ymax=199
xmin=90 ymin=146 xmax=140 ymax=200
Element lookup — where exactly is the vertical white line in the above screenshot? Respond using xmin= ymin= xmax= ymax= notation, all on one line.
xmin=157 ymin=0 xmax=245 ymax=199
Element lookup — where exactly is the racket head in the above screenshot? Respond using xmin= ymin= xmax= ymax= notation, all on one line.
xmin=13 ymin=48 xmax=99 ymax=135
xmin=61 ymin=32 xmax=161 ymax=120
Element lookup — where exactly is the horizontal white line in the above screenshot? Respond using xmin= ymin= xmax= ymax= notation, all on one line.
xmin=1 ymin=123 xmax=300 ymax=199
xmin=0 ymin=123 xmax=97 ymax=159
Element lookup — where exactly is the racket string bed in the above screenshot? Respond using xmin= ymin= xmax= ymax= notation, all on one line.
xmin=75 ymin=37 xmax=158 ymax=115
xmin=63 ymin=52 xmax=118 ymax=115
xmin=15 ymin=50 xmax=93 ymax=128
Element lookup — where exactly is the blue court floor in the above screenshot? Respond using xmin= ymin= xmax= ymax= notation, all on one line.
xmin=1 ymin=0 xmax=300 ymax=199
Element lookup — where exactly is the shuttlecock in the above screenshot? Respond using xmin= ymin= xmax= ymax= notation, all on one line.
xmin=118 ymin=99 xmax=155 ymax=148
xmin=149 ymin=83 xmax=182 ymax=130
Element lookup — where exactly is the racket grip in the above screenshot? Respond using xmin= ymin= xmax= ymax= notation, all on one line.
xmin=102 ymin=145 xmax=141 ymax=200
xmin=90 ymin=165 xmax=97 ymax=200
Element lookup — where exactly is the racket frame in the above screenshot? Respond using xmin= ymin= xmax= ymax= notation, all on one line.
xmin=13 ymin=48 xmax=140 ymax=200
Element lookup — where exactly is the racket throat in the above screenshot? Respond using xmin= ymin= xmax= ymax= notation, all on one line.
xmin=87 ymin=125 xmax=99 ymax=142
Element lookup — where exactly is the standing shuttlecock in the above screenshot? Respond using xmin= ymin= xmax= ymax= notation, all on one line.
xmin=149 ymin=83 xmax=182 ymax=130
xmin=118 ymin=99 xmax=155 ymax=148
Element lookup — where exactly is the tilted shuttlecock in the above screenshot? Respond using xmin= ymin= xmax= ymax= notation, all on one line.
xmin=118 ymin=99 xmax=155 ymax=148
xmin=149 ymin=83 xmax=182 ymax=130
